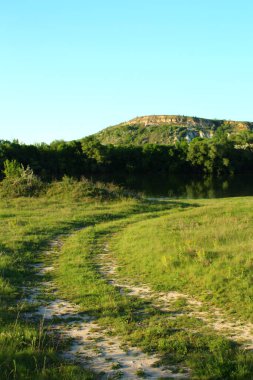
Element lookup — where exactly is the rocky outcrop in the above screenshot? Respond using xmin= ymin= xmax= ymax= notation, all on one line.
xmin=95 ymin=115 xmax=253 ymax=145
xmin=120 ymin=115 xmax=253 ymax=131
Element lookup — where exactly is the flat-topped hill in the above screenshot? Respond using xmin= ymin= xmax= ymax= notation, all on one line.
xmin=95 ymin=115 xmax=253 ymax=145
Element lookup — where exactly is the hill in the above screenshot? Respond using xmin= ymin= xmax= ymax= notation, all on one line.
xmin=95 ymin=115 xmax=253 ymax=145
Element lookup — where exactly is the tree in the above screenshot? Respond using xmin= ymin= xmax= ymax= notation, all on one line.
xmin=187 ymin=139 xmax=232 ymax=175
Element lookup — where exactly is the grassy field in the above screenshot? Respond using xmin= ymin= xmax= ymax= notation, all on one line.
xmin=112 ymin=197 xmax=253 ymax=322
xmin=0 ymin=186 xmax=253 ymax=379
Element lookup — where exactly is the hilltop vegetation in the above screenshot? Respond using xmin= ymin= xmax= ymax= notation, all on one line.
xmin=96 ymin=115 xmax=253 ymax=145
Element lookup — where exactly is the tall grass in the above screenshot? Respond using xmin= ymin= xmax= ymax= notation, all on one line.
xmin=112 ymin=197 xmax=253 ymax=321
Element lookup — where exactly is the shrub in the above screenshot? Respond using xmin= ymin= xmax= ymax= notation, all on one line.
xmin=46 ymin=176 xmax=132 ymax=201
xmin=0 ymin=160 xmax=44 ymax=197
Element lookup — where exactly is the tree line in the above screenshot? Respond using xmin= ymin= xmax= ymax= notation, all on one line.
xmin=0 ymin=131 xmax=253 ymax=181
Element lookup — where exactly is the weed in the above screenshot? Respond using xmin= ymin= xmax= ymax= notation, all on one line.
xmin=136 ymin=368 xmax=146 ymax=377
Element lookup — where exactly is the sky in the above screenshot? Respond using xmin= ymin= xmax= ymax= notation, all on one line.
xmin=0 ymin=0 xmax=253 ymax=143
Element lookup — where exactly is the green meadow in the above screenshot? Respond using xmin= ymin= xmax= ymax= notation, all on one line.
xmin=112 ymin=197 xmax=253 ymax=322
xmin=0 ymin=181 xmax=253 ymax=379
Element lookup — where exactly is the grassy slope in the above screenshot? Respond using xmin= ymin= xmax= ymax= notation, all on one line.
xmin=95 ymin=115 xmax=253 ymax=145
xmin=96 ymin=124 xmax=182 ymax=145
xmin=1 ymin=193 xmax=253 ymax=379
xmin=0 ymin=193 xmax=142 ymax=379
xmin=112 ymin=197 xmax=253 ymax=322
xmin=54 ymin=198 xmax=253 ymax=379
xmin=0 ymin=188 xmax=177 ymax=379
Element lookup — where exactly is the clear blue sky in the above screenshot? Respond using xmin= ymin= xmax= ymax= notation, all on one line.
xmin=1 ymin=0 xmax=253 ymax=143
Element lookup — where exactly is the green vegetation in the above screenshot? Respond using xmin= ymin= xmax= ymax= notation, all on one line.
xmin=1 ymin=115 xmax=253 ymax=182
xmin=52 ymin=197 xmax=253 ymax=379
xmin=0 ymin=155 xmax=253 ymax=378
xmin=0 ymin=182 xmax=136 ymax=379
xmin=0 ymin=179 xmax=252 ymax=379
xmin=96 ymin=115 xmax=253 ymax=146
xmin=1 ymin=159 xmax=43 ymax=197
xmin=112 ymin=197 xmax=253 ymax=322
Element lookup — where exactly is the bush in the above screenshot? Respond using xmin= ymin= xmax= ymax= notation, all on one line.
xmin=0 ymin=160 xmax=44 ymax=197
xmin=46 ymin=176 xmax=134 ymax=201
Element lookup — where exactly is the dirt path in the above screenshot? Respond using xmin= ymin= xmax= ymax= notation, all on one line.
xmin=96 ymin=245 xmax=253 ymax=351
xmin=22 ymin=234 xmax=190 ymax=379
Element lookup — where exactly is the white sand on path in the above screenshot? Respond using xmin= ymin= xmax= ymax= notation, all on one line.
xmin=96 ymin=246 xmax=253 ymax=351
xmin=22 ymin=235 xmax=189 ymax=379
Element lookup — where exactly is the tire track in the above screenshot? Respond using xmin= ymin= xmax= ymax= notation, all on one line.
xmin=96 ymin=245 xmax=253 ymax=351
xmin=22 ymin=233 xmax=189 ymax=379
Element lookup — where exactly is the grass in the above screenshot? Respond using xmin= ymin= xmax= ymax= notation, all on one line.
xmin=0 ymin=184 xmax=177 ymax=379
xmin=0 ymin=191 xmax=143 ymax=379
xmin=0 ymin=188 xmax=253 ymax=379
xmin=53 ymin=200 xmax=253 ymax=379
xmin=112 ymin=197 xmax=253 ymax=322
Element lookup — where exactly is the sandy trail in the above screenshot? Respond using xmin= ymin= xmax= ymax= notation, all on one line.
xmin=96 ymin=246 xmax=253 ymax=351
xmin=22 ymin=235 xmax=189 ymax=379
